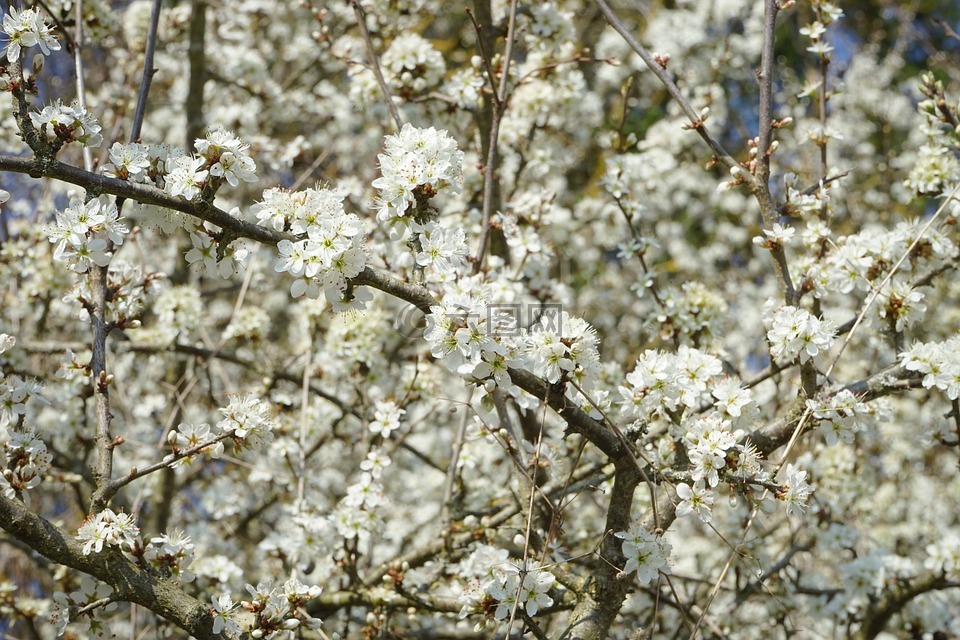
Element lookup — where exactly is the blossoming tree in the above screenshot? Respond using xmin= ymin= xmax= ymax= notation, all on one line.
xmin=2 ymin=0 xmax=960 ymax=638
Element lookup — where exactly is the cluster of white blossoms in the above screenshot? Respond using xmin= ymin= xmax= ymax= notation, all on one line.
xmin=372 ymin=124 xmax=464 ymax=232
xmin=806 ymin=389 xmax=882 ymax=446
xmin=0 ymin=335 xmax=46 ymax=437
xmin=907 ymin=74 xmax=960 ymax=196
xmin=381 ymin=33 xmax=447 ymax=95
xmin=166 ymin=422 xmax=225 ymax=464
xmin=674 ymin=415 xmax=773 ymax=523
xmin=44 ymin=195 xmax=127 ymax=273
xmin=184 ymin=226 xmax=250 ymax=280
xmin=30 ymin=100 xmax=103 ymax=148
xmin=486 ymin=559 xmax=556 ymax=620
xmin=194 ymin=127 xmax=258 ymax=188
xmin=649 ymin=283 xmax=728 ymax=342
xmin=780 ymin=463 xmax=815 ymax=518
xmin=619 ymin=346 xmax=724 ymax=421
xmin=210 ymin=593 xmax=243 ymax=638
xmin=904 ymin=142 xmax=959 ymax=195
xmin=422 ymin=291 xmax=607 ymax=412
xmin=216 ymin=394 xmax=278 ymax=446
xmin=456 ymin=545 xmax=557 ymax=629
xmin=101 ymin=138 xmax=254 ymax=280
xmin=901 ymin=336 xmax=960 ymax=400
xmin=614 ymin=523 xmax=672 ymax=585
xmin=75 ymin=509 xmax=141 ymax=555
xmin=1 ymin=430 xmax=52 ymax=500
xmin=330 ymin=468 xmax=388 ymax=546
xmin=101 ymin=127 xmax=256 ymax=201
xmin=877 ymin=280 xmax=927 ymax=332
xmin=153 ymin=284 xmax=203 ymax=341
xmin=164 ymin=395 xmax=279 ymax=464
xmin=798 ymin=1 xmax=843 ymax=59
xmin=615 ymin=343 xmax=814 ymax=522
xmin=424 ymin=291 xmax=518 ymax=378
xmin=524 ymin=310 xmax=601 ymax=387
xmin=2 ymin=6 xmax=60 ymax=63
xmin=683 ymin=416 xmax=744 ymax=488
xmin=1 ymin=376 xmax=45 ymax=430
xmin=266 ymin=186 xmax=368 ymax=306
xmin=415 ymin=222 xmax=469 ymax=276
xmin=143 ymin=530 xmax=196 ymax=581
xmin=753 ymin=222 xmax=796 ymax=249
xmin=239 ymin=579 xmax=323 ymax=638
xmin=222 ymin=306 xmax=271 ymax=343
xmin=789 ymin=215 xmax=955 ymax=301
xmin=764 ymin=303 xmax=836 ymax=364
xmin=925 ymin=534 xmax=960 ymax=579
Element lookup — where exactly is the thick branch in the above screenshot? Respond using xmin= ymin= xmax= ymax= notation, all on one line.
xmin=854 ymin=572 xmax=960 ymax=640
xmin=0 ymin=495 xmax=217 ymax=639
xmin=89 ymin=264 xmax=114 ymax=513
xmin=563 ymin=462 xmax=640 ymax=640
xmin=507 ymin=369 xmax=621 ymax=458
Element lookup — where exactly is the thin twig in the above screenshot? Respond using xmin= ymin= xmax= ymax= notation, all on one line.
xmin=465 ymin=8 xmax=502 ymax=111
xmin=75 ymin=595 xmax=118 ymax=616
xmin=131 ymin=0 xmax=163 ymax=142
xmin=593 ymin=0 xmax=748 ymax=180
xmin=755 ymin=0 xmax=779 ymax=194
xmin=72 ymin=0 xmax=93 ymax=172
xmin=472 ymin=0 xmax=519 ymax=272
xmin=103 ymin=432 xmax=233 ymax=499
xmin=440 ymin=406 xmax=471 ymax=524
xmin=351 ymin=1 xmax=403 ymax=131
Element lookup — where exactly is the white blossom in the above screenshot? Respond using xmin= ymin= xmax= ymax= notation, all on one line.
xmin=2 ymin=6 xmax=60 ymax=63
xmin=76 ymin=509 xmax=141 ymax=555
xmin=615 ymin=524 xmax=672 ymax=584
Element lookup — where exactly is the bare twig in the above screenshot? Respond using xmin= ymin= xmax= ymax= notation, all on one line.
xmin=593 ymin=0 xmax=748 ymax=180
xmin=184 ymin=0 xmax=206 ymax=146
xmin=351 ymin=1 xmax=403 ymax=131
xmin=130 ymin=0 xmax=163 ymax=141
xmin=472 ymin=0 xmax=519 ymax=272
xmin=72 ymin=0 xmax=93 ymax=172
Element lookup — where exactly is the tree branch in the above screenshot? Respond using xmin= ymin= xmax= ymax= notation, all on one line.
xmin=0 ymin=154 xmax=286 ymax=246
xmin=0 ymin=495 xmax=218 ymax=639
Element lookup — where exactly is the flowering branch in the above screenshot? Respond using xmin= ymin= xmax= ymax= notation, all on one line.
xmin=99 ymin=431 xmax=233 ymax=503
xmin=0 ymin=494 xmax=219 ymax=638
xmin=0 ymin=153 xmax=286 ymax=245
